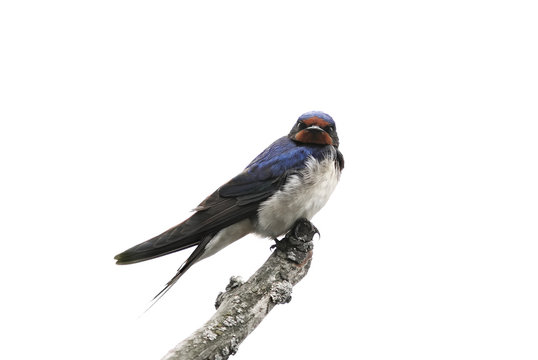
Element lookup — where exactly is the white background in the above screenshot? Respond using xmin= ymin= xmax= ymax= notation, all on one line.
xmin=1 ymin=1 xmax=537 ymax=359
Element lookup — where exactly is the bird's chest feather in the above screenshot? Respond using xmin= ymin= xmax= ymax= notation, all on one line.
xmin=255 ymin=154 xmax=340 ymax=237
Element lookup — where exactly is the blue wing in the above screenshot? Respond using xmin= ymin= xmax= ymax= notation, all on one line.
xmin=217 ymin=136 xmax=333 ymax=204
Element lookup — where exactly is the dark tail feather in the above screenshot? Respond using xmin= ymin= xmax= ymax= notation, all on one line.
xmin=145 ymin=234 xmax=214 ymax=310
xmin=114 ymin=224 xmax=201 ymax=265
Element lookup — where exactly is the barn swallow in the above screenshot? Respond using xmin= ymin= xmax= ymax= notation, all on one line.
xmin=114 ymin=111 xmax=344 ymax=301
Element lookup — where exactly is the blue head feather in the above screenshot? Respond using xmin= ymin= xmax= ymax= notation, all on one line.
xmin=298 ymin=111 xmax=335 ymax=127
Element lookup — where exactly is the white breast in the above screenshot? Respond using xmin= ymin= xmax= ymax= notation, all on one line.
xmin=255 ymin=150 xmax=341 ymax=238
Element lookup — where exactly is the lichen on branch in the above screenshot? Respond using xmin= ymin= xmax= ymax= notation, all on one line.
xmin=161 ymin=218 xmax=318 ymax=360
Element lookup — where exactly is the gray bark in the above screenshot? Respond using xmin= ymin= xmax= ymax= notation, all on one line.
xmin=161 ymin=218 xmax=318 ymax=360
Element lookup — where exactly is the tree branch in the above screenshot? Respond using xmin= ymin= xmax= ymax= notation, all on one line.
xmin=161 ymin=218 xmax=319 ymax=360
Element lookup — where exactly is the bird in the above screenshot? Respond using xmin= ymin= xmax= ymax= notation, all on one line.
xmin=114 ymin=111 xmax=344 ymax=301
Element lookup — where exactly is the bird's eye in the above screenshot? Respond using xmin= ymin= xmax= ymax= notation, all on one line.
xmin=296 ymin=122 xmax=307 ymax=130
xmin=326 ymin=126 xmax=334 ymax=132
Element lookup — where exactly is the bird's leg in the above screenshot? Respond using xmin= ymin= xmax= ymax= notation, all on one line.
xmin=270 ymin=237 xmax=282 ymax=251
xmin=269 ymin=218 xmax=317 ymax=265
xmin=291 ymin=218 xmax=320 ymax=240
xmin=270 ymin=218 xmax=319 ymax=251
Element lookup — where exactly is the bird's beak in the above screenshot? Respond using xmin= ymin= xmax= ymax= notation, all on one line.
xmin=306 ymin=125 xmax=324 ymax=132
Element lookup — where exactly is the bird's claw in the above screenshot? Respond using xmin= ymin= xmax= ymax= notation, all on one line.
xmin=270 ymin=238 xmax=281 ymax=251
xmin=270 ymin=218 xmax=319 ymax=252
xmin=291 ymin=218 xmax=320 ymax=241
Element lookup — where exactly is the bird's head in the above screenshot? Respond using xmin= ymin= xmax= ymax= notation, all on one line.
xmin=288 ymin=111 xmax=339 ymax=147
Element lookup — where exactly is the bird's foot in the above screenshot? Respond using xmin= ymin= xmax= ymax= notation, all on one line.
xmin=272 ymin=218 xmax=318 ymax=264
xmin=270 ymin=237 xmax=282 ymax=251
xmin=270 ymin=218 xmax=319 ymax=251
xmin=290 ymin=218 xmax=320 ymax=240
